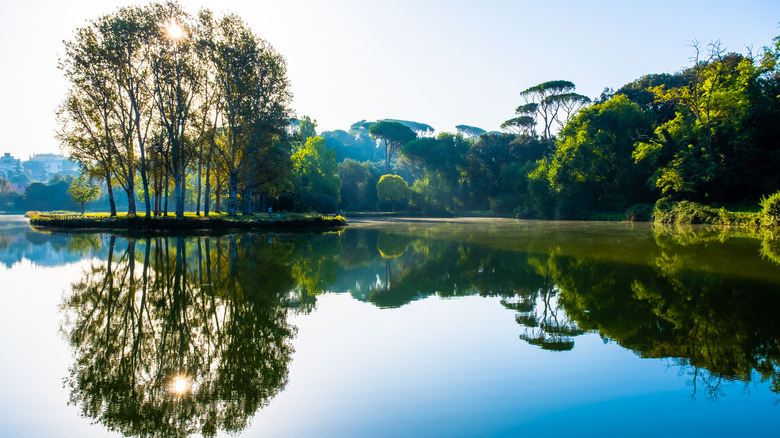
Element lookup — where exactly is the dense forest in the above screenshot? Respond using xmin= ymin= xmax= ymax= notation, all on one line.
xmin=322 ymin=38 xmax=780 ymax=221
xmin=5 ymin=1 xmax=778 ymax=221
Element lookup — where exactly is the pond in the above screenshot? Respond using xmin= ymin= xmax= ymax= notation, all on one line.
xmin=0 ymin=215 xmax=778 ymax=437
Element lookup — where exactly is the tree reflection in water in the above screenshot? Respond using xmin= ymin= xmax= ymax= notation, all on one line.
xmin=61 ymin=234 xmax=302 ymax=437
xmin=346 ymin=226 xmax=780 ymax=399
xmin=61 ymin=226 xmax=780 ymax=437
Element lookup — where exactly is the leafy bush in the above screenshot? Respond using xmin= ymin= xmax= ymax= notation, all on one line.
xmin=653 ymin=199 xmax=718 ymax=225
xmin=653 ymin=199 xmax=761 ymax=227
xmin=760 ymin=191 xmax=780 ymax=228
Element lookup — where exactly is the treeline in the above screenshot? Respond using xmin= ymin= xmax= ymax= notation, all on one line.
xmin=0 ymin=174 xmax=81 ymax=212
xmin=321 ymin=38 xmax=780 ymax=219
xmin=58 ymin=3 xmax=780 ymax=220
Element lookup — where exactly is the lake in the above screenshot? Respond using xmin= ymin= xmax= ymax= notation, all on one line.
xmin=1 ymin=215 xmax=778 ymax=437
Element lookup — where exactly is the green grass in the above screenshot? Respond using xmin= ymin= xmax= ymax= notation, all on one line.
xmin=26 ymin=211 xmax=347 ymax=232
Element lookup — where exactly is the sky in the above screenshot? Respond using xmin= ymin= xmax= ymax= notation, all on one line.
xmin=1 ymin=0 xmax=778 ymax=160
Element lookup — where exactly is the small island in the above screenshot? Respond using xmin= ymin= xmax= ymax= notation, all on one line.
xmin=27 ymin=212 xmax=346 ymax=233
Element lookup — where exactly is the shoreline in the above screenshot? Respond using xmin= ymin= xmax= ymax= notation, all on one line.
xmin=27 ymin=212 xmax=347 ymax=233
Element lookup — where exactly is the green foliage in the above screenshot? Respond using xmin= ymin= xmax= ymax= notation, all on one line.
xmin=500 ymin=116 xmax=535 ymax=135
xmin=760 ymin=191 xmax=780 ymax=228
xmin=760 ymin=234 xmax=780 ymax=264
xmin=385 ymin=119 xmax=434 ymax=137
xmin=290 ymin=136 xmax=341 ymax=213
xmin=24 ymin=181 xmax=80 ymax=212
xmin=368 ymin=120 xmax=417 ymax=173
xmin=463 ymin=133 xmax=544 ymax=211
xmin=517 ymin=80 xmax=590 ymax=150
xmin=547 ymin=95 xmax=654 ymax=218
xmin=338 ymin=159 xmax=379 ymax=211
xmin=525 ymin=160 xmax=555 ymax=219
xmin=652 ymin=199 xmax=761 ymax=227
xmin=321 ymin=129 xmax=379 ymax=162
xmin=376 ymin=174 xmax=410 ymax=211
xmin=633 ymin=47 xmax=779 ymax=203
xmin=59 ymin=3 xmax=293 ymax=218
xmin=68 ymin=176 xmax=101 ymax=214
xmin=410 ymin=174 xmax=456 ymax=216
xmin=296 ymin=115 xmax=318 ymax=143
xmin=455 ymin=124 xmax=486 ymax=138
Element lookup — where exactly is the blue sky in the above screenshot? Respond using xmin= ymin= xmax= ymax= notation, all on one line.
xmin=1 ymin=0 xmax=778 ymax=160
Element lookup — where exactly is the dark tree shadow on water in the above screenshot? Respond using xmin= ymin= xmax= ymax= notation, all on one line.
xmin=61 ymin=234 xmax=298 ymax=437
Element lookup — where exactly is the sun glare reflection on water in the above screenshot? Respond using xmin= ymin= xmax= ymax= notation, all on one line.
xmin=170 ymin=375 xmax=191 ymax=396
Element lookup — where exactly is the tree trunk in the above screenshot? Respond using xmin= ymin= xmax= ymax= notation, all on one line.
xmin=204 ymin=138 xmax=213 ymax=217
xmin=104 ymin=169 xmax=117 ymax=217
xmin=215 ymin=175 xmax=221 ymax=214
xmin=164 ymin=170 xmax=169 ymax=216
xmin=242 ymin=166 xmax=254 ymax=215
xmin=138 ymin=142 xmax=151 ymax=217
xmin=179 ymin=166 xmax=187 ymax=216
xmin=126 ymin=175 xmax=137 ymax=216
xmin=227 ymin=169 xmax=238 ymax=216
xmin=196 ymin=141 xmax=202 ymax=216
xmin=154 ymin=167 xmax=162 ymax=216
xmin=173 ymin=153 xmax=184 ymax=217
xmin=385 ymin=139 xmax=390 ymax=174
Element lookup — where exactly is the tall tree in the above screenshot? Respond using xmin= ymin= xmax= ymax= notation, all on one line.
xmin=455 ymin=124 xmax=486 ymax=138
xmin=101 ymin=6 xmax=158 ymax=217
xmin=368 ymin=120 xmax=417 ymax=174
xmin=208 ymin=13 xmax=292 ymax=215
xmin=149 ymin=3 xmax=202 ymax=217
xmin=59 ymin=23 xmax=128 ymax=216
xmin=516 ymin=80 xmax=590 ymax=152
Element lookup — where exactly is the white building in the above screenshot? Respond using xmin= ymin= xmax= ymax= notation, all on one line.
xmin=0 ymin=153 xmax=21 ymax=178
xmin=27 ymin=153 xmax=78 ymax=175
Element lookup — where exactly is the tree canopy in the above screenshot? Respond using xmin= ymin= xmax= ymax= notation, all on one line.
xmin=368 ymin=120 xmax=417 ymax=174
xmin=58 ymin=2 xmax=293 ymax=218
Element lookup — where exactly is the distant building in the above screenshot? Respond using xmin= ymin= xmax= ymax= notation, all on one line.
xmin=27 ymin=153 xmax=78 ymax=175
xmin=9 ymin=182 xmax=30 ymax=194
xmin=0 ymin=153 xmax=21 ymax=178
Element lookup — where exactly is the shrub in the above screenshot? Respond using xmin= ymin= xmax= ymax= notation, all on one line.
xmin=653 ymin=199 xmax=761 ymax=227
xmin=760 ymin=191 xmax=780 ymax=228
xmin=653 ymin=199 xmax=716 ymax=225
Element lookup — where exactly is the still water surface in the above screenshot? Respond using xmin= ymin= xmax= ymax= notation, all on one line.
xmin=0 ymin=215 xmax=778 ymax=437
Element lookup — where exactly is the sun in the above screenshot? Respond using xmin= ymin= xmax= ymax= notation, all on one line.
xmin=163 ymin=20 xmax=185 ymax=40
xmin=170 ymin=375 xmax=190 ymax=395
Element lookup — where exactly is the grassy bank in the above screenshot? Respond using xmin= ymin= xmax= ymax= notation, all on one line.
xmin=27 ymin=211 xmax=347 ymax=232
